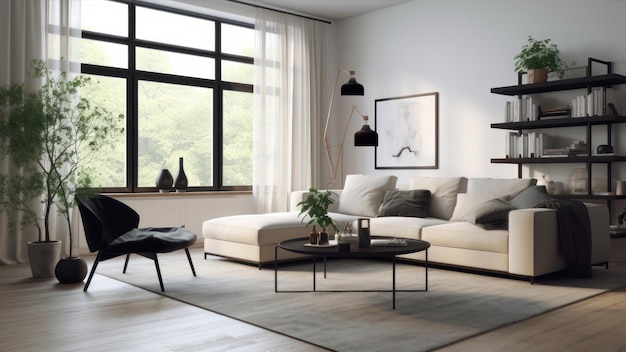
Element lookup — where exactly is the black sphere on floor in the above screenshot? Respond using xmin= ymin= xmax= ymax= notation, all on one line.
xmin=55 ymin=257 xmax=88 ymax=284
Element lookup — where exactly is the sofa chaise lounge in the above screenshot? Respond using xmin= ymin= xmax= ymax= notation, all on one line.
xmin=202 ymin=174 xmax=610 ymax=281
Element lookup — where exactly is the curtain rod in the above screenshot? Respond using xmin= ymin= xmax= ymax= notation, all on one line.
xmin=226 ymin=0 xmax=332 ymax=24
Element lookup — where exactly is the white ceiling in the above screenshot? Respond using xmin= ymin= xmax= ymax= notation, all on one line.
xmin=237 ymin=0 xmax=414 ymax=21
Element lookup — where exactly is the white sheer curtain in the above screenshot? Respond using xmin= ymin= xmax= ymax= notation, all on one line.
xmin=44 ymin=0 xmax=82 ymax=259
xmin=253 ymin=9 xmax=324 ymax=213
xmin=0 ymin=0 xmax=80 ymax=264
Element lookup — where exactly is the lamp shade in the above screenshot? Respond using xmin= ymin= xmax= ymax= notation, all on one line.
xmin=341 ymin=78 xmax=364 ymax=96
xmin=354 ymin=124 xmax=378 ymax=146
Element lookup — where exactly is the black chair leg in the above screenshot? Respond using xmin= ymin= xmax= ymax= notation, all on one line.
xmin=123 ymin=253 xmax=131 ymax=273
xmin=185 ymin=248 xmax=197 ymax=277
xmin=83 ymin=253 xmax=102 ymax=292
xmin=153 ymin=253 xmax=165 ymax=292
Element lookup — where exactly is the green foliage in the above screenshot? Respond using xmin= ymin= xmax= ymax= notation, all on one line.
xmin=514 ymin=35 xmax=569 ymax=79
xmin=0 ymin=59 xmax=124 ymax=254
xmin=297 ymin=188 xmax=337 ymax=231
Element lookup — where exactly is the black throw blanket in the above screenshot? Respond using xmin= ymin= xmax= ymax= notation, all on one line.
xmin=536 ymin=198 xmax=592 ymax=278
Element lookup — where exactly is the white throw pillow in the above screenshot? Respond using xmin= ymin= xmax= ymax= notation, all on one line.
xmin=467 ymin=178 xmax=537 ymax=198
xmin=450 ymin=193 xmax=499 ymax=222
xmin=338 ymin=174 xmax=398 ymax=217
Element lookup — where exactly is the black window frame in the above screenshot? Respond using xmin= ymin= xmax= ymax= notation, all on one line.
xmin=81 ymin=0 xmax=254 ymax=193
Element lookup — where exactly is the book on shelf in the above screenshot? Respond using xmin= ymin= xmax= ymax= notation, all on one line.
xmin=538 ymin=105 xmax=571 ymax=119
xmin=543 ymin=148 xmax=571 ymax=155
xmin=539 ymin=154 xmax=569 ymax=158
xmin=505 ymin=132 xmax=546 ymax=158
xmin=570 ymin=87 xmax=609 ymax=117
xmin=504 ymin=97 xmax=537 ymax=122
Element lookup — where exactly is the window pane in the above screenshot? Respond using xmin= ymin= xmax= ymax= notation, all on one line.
xmin=81 ymin=39 xmax=128 ymax=68
xmin=221 ymin=23 xmax=254 ymax=56
xmin=81 ymin=75 xmax=127 ymax=188
xmin=222 ymin=90 xmax=253 ymax=186
xmin=136 ymin=47 xmax=215 ymax=79
xmin=222 ymin=61 xmax=253 ymax=84
xmin=81 ymin=0 xmax=128 ymax=36
xmin=138 ymin=81 xmax=213 ymax=188
xmin=136 ymin=7 xmax=215 ymax=51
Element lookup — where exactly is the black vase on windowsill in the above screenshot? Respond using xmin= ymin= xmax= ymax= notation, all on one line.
xmin=156 ymin=168 xmax=173 ymax=193
xmin=175 ymin=157 xmax=188 ymax=192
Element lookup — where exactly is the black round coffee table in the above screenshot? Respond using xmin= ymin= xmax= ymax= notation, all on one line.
xmin=275 ymin=237 xmax=430 ymax=309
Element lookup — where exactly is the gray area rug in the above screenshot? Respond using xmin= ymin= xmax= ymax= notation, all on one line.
xmin=96 ymin=248 xmax=626 ymax=351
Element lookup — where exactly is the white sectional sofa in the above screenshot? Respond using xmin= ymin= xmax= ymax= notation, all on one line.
xmin=202 ymin=174 xmax=610 ymax=281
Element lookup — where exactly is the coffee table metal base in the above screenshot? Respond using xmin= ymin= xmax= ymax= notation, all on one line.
xmin=274 ymin=240 xmax=428 ymax=309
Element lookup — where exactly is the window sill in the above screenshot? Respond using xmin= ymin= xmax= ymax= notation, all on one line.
xmin=106 ymin=190 xmax=252 ymax=198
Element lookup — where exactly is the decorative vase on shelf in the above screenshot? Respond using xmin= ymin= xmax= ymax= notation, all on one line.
xmin=174 ymin=157 xmax=188 ymax=192
xmin=542 ymin=175 xmax=557 ymax=195
xmin=568 ymin=168 xmax=588 ymax=195
xmin=156 ymin=168 xmax=173 ymax=193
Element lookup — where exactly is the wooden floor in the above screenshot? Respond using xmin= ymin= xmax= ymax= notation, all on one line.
xmin=436 ymin=260 xmax=626 ymax=352
xmin=1 ymin=256 xmax=625 ymax=352
xmin=0 ymin=255 xmax=328 ymax=352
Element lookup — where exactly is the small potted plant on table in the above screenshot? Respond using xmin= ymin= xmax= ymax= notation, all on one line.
xmin=297 ymin=188 xmax=338 ymax=245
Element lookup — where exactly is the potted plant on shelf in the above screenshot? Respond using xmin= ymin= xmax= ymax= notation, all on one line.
xmin=514 ymin=35 xmax=569 ymax=83
xmin=297 ymin=188 xmax=338 ymax=244
xmin=0 ymin=59 xmax=123 ymax=281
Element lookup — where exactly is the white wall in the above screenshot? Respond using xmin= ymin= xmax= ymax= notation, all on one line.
xmin=72 ymin=192 xmax=256 ymax=254
xmin=330 ymin=0 xmax=626 ymax=190
xmin=69 ymin=1 xmax=626 ymax=257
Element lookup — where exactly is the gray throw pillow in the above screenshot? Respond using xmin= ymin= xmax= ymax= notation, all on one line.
xmin=463 ymin=198 xmax=515 ymax=225
xmin=509 ymin=186 xmax=553 ymax=209
xmin=377 ymin=190 xmax=431 ymax=217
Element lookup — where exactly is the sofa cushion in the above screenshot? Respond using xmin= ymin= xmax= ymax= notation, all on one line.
xmin=421 ymin=222 xmax=509 ymax=253
xmin=463 ymin=198 xmax=516 ymax=225
xmin=509 ymin=185 xmax=553 ymax=209
xmin=467 ymin=178 xmax=537 ymax=198
xmin=409 ymin=177 xmax=468 ymax=220
xmin=377 ymin=189 xmax=431 ymax=217
xmin=202 ymin=212 xmax=307 ymax=246
xmin=369 ymin=216 xmax=449 ymax=240
xmin=339 ymin=174 xmax=398 ymax=217
xmin=449 ymin=193 xmax=497 ymax=221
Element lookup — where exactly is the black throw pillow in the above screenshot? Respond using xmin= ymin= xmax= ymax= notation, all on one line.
xmin=377 ymin=189 xmax=431 ymax=217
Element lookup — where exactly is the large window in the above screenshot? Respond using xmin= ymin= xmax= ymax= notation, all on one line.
xmin=81 ymin=0 xmax=254 ymax=192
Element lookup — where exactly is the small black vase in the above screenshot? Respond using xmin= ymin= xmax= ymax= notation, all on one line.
xmin=55 ymin=256 xmax=88 ymax=284
xmin=156 ymin=168 xmax=173 ymax=193
xmin=175 ymin=157 xmax=188 ymax=192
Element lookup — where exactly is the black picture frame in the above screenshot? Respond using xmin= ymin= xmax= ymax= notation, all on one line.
xmin=374 ymin=92 xmax=439 ymax=169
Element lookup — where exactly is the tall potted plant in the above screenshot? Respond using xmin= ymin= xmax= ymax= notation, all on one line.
xmin=0 ymin=60 xmax=123 ymax=281
xmin=514 ymin=35 xmax=569 ymax=83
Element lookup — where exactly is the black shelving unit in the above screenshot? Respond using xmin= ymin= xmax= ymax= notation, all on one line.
xmin=490 ymin=58 xmax=626 ymax=204
xmin=491 ymin=73 xmax=626 ymax=96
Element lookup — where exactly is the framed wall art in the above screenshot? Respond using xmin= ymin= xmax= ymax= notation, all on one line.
xmin=374 ymin=92 xmax=439 ymax=169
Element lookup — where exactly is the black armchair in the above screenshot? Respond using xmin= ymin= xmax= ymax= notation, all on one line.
xmin=77 ymin=195 xmax=197 ymax=292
